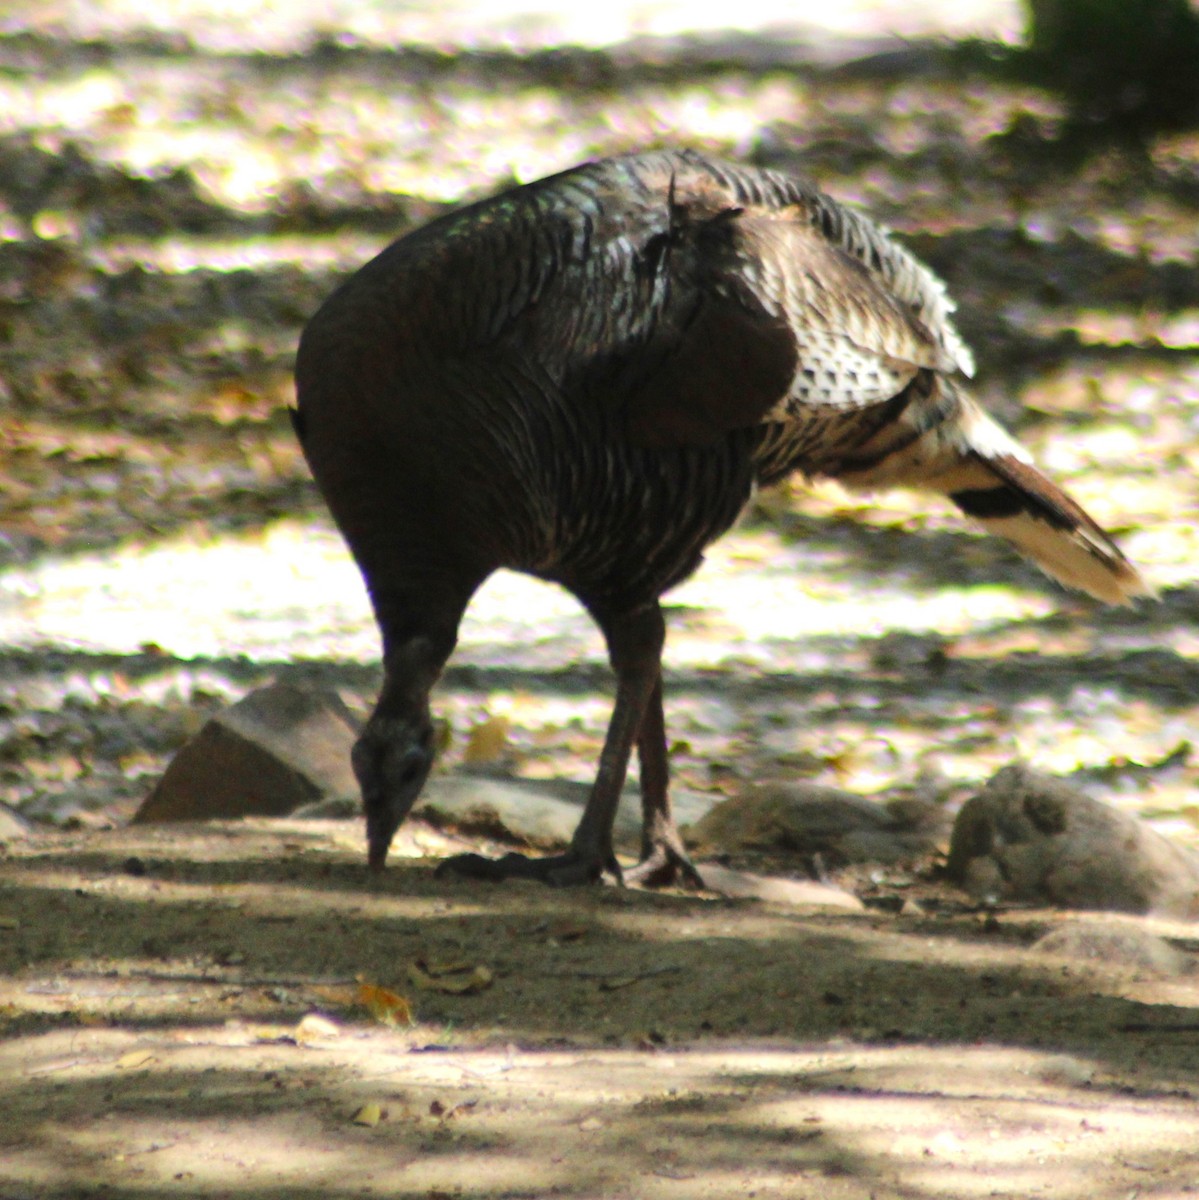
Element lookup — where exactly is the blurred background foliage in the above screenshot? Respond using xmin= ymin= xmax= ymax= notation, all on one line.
xmin=1018 ymin=0 xmax=1199 ymax=134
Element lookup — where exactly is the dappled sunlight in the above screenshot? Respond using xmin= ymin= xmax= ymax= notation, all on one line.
xmin=3 ymin=1025 xmax=1199 ymax=1198
xmin=8 ymin=0 xmax=1023 ymax=53
xmin=5 ymin=511 xmax=1198 ymax=824
xmin=3 ymin=810 xmax=1199 ymax=1195
xmin=3 ymin=0 xmax=1198 ymax=1193
xmin=0 ymin=518 xmax=1067 ymax=662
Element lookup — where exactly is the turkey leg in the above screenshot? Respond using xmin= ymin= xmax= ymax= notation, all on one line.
xmin=623 ymin=673 xmax=704 ymax=888
xmin=439 ymin=603 xmax=697 ymax=886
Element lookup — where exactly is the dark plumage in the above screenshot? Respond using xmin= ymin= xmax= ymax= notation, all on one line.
xmin=293 ymin=149 xmax=1148 ymax=886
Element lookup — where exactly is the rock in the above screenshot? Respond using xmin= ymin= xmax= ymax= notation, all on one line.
xmin=1032 ymin=920 xmax=1190 ymax=978
xmin=946 ymin=763 xmax=1199 ymax=918
xmin=133 ymin=684 xmax=360 ymax=823
xmin=697 ymin=864 xmax=864 ymax=909
xmin=413 ymin=774 xmax=715 ymax=851
xmin=687 ymin=781 xmax=948 ymax=867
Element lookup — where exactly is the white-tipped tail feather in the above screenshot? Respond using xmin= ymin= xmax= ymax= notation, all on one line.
xmin=836 ymin=380 xmax=1151 ymax=606
xmin=948 ymin=449 xmax=1152 ymax=606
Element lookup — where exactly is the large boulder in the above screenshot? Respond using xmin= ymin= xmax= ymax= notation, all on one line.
xmin=946 ymin=763 xmax=1199 ymax=918
xmin=134 ymin=683 xmax=359 ymax=823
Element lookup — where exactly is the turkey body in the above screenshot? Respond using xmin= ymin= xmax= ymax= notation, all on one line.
xmin=294 ymin=149 xmax=1147 ymax=885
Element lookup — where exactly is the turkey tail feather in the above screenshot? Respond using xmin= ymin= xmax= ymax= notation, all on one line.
xmin=948 ymin=449 xmax=1151 ymax=605
xmin=829 ymin=378 xmax=1150 ymax=606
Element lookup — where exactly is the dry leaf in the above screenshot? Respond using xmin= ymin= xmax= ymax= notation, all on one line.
xmin=408 ymin=961 xmax=493 ymax=995
xmin=294 ymin=1013 xmax=341 ymax=1042
xmin=463 ymin=715 xmax=510 ymax=764
xmin=352 ymin=1103 xmax=383 ymax=1127
xmin=415 ymin=957 xmax=473 ymax=977
xmin=116 ymin=1050 xmax=156 ymax=1070
xmin=430 ymin=1098 xmax=477 ymax=1120
xmin=357 ymin=981 xmax=414 ymax=1027
xmin=597 ymin=976 xmax=642 ymax=992
xmin=249 ymin=1024 xmax=297 ymax=1043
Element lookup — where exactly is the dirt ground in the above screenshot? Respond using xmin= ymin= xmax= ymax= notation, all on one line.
xmin=4 ymin=817 xmax=1199 ymax=1199
xmin=4 ymin=0 xmax=1199 ymax=1195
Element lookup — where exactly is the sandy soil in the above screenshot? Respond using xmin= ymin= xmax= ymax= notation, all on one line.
xmin=3 ymin=0 xmax=1199 ymax=1195
xmin=3 ymin=818 xmax=1199 ymax=1198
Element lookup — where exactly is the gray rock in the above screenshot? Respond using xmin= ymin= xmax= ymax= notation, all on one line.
xmin=946 ymin=763 xmax=1199 ymax=918
xmin=1032 ymin=920 xmax=1190 ymax=977
xmin=133 ymin=683 xmax=360 ymax=823
xmin=697 ymin=863 xmax=864 ymax=909
xmin=413 ymin=774 xmax=715 ymax=851
xmin=687 ymin=780 xmax=948 ymax=866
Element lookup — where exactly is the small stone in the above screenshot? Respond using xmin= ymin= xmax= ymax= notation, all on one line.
xmin=0 ymin=802 xmax=32 ymax=842
xmin=698 ymin=863 xmax=864 ymax=909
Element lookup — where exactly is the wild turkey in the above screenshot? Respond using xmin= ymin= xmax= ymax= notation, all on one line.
xmin=293 ymin=149 xmax=1148 ymax=886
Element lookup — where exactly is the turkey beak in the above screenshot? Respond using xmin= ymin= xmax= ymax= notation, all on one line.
xmin=359 ymin=743 xmax=433 ymax=874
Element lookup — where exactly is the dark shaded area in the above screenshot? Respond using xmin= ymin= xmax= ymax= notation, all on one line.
xmin=2 ymin=838 xmax=1197 ymax=1061
xmin=1019 ymin=0 xmax=1199 ymax=135
xmin=0 ymin=835 xmax=1195 ymax=1196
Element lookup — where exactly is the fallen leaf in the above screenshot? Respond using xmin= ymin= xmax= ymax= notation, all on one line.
xmin=409 ymin=961 xmax=493 ymax=995
xmin=294 ymin=1013 xmax=341 ymax=1042
xmin=415 ymin=958 xmax=474 ymax=977
xmin=351 ymin=1103 xmax=383 ymax=1127
xmin=249 ymin=1024 xmax=297 ymax=1043
xmin=431 ymin=1098 xmax=478 ymax=1120
xmin=463 ymin=715 xmax=510 ymax=764
xmin=116 ymin=1050 xmax=156 ymax=1070
xmin=597 ymin=976 xmax=643 ymax=992
xmin=357 ymin=981 xmax=414 ymax=1027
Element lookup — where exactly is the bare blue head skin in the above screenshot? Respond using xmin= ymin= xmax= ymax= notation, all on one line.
xmin=354 ymin=637 xmax=444 ymax=871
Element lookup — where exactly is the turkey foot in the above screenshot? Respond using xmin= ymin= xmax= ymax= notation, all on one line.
xmin=435 ymin=848 xmax=621 ymax=887
xmin=623 ymin=839 xmax=705 ymax=890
